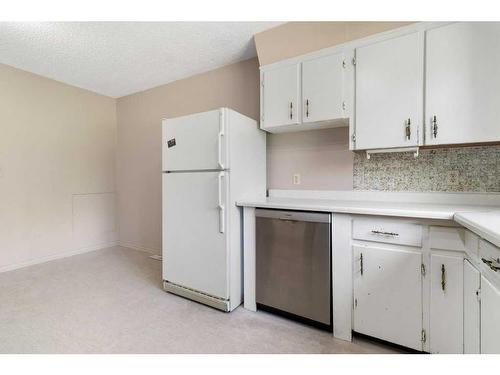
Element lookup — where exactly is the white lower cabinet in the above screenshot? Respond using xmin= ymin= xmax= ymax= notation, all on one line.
xmin=463 ymin=260 xmax=481 ymax=354
xmin=350 ymin=220 xmax=500 ymax=354
xmin=481 ymin=275 xmax=500 ymax=354
xmin=353 ymin=245 xmax=423 ymax=351
xmin=429 ymin=254 xmax=464 ymax=353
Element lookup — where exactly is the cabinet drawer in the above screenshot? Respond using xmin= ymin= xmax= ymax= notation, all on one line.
xmin=429 ymin=226 xmax=466 ymax=252
xmin=479 ymin=239 xmax=500 ymax=269
xmin=352 ymin=218 xmax=422 ymax=247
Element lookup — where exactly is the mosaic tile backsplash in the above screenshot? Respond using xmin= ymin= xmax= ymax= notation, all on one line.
xmin=353 ymin=146 xmax=500 ymax=192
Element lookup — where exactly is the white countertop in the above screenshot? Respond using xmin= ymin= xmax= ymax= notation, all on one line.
xmin=237 ymin=197 xmax=498 ymax=220
xmin=454 ymin=211 xmax=500 ymax=249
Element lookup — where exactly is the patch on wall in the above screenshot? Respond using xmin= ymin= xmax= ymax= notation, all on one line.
xmin=353 ymin=146 xmax=500 ymax=192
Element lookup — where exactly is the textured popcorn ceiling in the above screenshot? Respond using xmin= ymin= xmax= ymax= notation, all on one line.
xmin=353 ymin=146 xmax=500 ymax=192
xmin=0 ymin=22 xmax=281 ymax=97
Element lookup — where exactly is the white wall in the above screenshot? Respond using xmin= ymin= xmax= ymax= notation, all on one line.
xmin=0 ymin=63 xmax=117 ymax=272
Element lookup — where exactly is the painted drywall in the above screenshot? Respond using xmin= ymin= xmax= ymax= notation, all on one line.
xmin=254 ymin=21 xmax=413 ymax=66
xmin=267 ymin=127 xmax=353 ymax=190
xmin=116 ymin=58 xmax=261 ymax=254
xmin=0 ymin=63 xmax=117 ymax=272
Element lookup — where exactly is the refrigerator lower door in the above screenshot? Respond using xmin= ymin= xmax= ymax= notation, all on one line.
xmin=162 ymin=109 xmax=228 ymax=172
xmin=162 ymin=171 xmax=229 ymax=300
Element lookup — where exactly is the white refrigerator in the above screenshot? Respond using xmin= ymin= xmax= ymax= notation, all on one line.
xmin=162 ymin=108 xmax=266 ymax=312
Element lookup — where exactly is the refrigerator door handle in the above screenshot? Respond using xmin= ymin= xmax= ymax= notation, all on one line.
xmin=217 ymin=131 xmax=225 ymax=169
xmin=218 ymin=172 xmax=225 ymax=233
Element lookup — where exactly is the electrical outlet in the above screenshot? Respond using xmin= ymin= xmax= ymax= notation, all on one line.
xmin=293 ymin=173 xmax=301 ymax=185
xmin=446 ymin=170 xmax=459 ymax=186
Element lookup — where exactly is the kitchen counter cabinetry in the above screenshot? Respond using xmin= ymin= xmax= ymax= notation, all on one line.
xmin=238 ymin=192 xmax=500 ymax=353
xmin=480 ymin=276 xmax=500 ymax=353
xmin=428 ymin=227 xmax=465 ymax=354
xmin=353 ymin=243 xmax=423 ymax=351
xmin=350 ymin=220 xmax=500 ymax=354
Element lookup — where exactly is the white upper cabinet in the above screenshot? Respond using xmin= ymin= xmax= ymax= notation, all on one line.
xmin=260 ymin=51 xmax=351 ymax=133
xmin=302 ymin=53 xmax=347 ymax=124
xmin=425 ymin=23 xmax=500 ymax=145
xmin=354 ymin=32 xmax=424 ymax=150
xmin=261 ymin=63 xmax=301 ymax=130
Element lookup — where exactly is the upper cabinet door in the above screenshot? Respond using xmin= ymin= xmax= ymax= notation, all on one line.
xmin=426 ymin=23 xmax=500 ymax=145
xmin=354 ymin=32 xmax=423 ymax=150
xmin=302 ymin=53 xmax=345 ymax=124
xmin=261 ymin=63 xmax=301 ymax=129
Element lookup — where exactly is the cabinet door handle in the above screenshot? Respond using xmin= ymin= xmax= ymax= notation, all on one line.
xmin=289 ymin=102 xmax=293 ymax=120
xmin=481 ymin=257 xmax=500 ymax=272
xmin=405 ymin=118 xmax=411 ymax=140
xmin=432 ymin=115 xmax=438 ymax=138
xmin=371 ymin=230 xmax=399 ymax=237
xmin=360 ymin=253 xmax=364 ymax=276
xmin=441 ymin=264 xmax=446 ymax=291
xmin=305 ymin=99 xmax=309 ymax=118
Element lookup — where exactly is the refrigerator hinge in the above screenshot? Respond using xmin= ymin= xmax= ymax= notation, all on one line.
xmin=421 ymin=329 xmax=427 ymax=343
xmin=421 ymin=263 xmax=426 ymax=277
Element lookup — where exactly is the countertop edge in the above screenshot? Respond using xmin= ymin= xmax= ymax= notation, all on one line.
xmin=454 ymin=213 xmax=500 ymax=249
xmin=237 ymin=201 xmax=456 ymax=220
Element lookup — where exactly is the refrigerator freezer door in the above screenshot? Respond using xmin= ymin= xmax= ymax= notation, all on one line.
xmin=162 ymin=109 xmax=228 ymax=171
xmin=162 ymin=171 xmax=229 ymax=299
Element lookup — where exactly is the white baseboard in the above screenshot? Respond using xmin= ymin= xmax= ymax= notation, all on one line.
xmin=0 ymin=241 xmax=118 ymax=274
xmin=118 ymin=241 xmax=161 ymax=255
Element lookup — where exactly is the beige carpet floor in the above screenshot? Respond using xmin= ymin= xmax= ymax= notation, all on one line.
xmin=0 ymin=246 xmax=407 ymax=354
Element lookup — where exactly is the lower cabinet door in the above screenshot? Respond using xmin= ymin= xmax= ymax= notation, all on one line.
xmin=429 ymin=254 xmax=464 ymax=353
xmin=481 ymin=276 xmax=500 ymax=354
xmin=463 ymin=260 xmax=481 ymax=354
xmin=353 ymin=245 xmax=423 ymax=351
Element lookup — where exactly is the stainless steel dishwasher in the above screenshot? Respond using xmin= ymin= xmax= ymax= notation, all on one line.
xmin=255 ymin=209 xmax=331 ymax=330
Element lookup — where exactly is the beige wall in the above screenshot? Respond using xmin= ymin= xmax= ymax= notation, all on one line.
xmin=0 ymin=63 xmax=117 ymax=272
xmin=254 ymin=21 xmax=414 ymax=66
xmin=116 ymin=58 xmax=260 ymax=253
xmin=268 ymin=127 xmax=353 ymax=190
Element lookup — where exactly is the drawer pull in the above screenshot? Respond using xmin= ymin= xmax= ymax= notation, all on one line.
xmin=441 ymin=264 xmax=446 ymax=291
xmin=482 ymin=258 xmax=500 ymax=272
xmin=371 ymin=230 xmax=399 ymax=237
